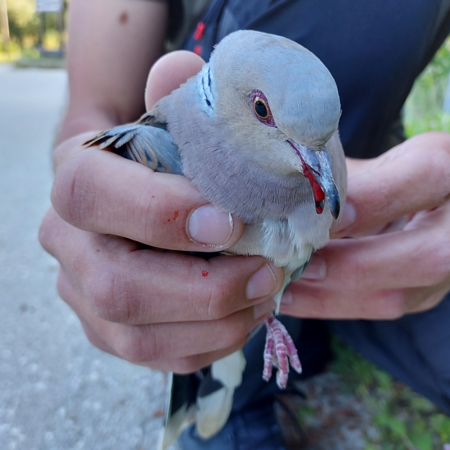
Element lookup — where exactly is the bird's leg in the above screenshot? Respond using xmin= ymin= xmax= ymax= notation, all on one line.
xmin=262 ymin=324 xmax=275 ymax=381
xmin=263 ymin=315 xmax=302 ymax=389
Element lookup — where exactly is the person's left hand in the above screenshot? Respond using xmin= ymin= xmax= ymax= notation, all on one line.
xmin=280 ymin=131 xmax=450 ymax=319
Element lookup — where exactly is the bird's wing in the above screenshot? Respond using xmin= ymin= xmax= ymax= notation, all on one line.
xmin=84 ymin=113 xmax=183 ymax=175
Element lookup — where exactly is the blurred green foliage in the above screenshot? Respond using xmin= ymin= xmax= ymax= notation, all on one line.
xmin=4 ymin=0 xmax=39 ymax=48
xmin=0 ymin=0 xmax=64 ymax=55
xmin=404 ymin=36 xmax=450 ymax=136
xmin=330 ymin=337 xmax=450 ymax=450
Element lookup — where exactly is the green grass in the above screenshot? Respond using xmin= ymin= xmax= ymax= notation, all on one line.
xmin=330 ymin=338 xmax=450 ymax=450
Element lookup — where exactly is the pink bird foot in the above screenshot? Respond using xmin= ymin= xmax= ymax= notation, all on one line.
xmin=262 ymin=315 xmax=302 ymax=389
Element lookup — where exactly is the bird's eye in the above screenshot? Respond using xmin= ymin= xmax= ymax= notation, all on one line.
xmin=253 ymin=98 xmax=269 ymax=119
xmin=250 ymin=90 xmax=276 ymax=127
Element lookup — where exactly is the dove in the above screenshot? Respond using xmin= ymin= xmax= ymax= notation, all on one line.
xmin=84 ymin=30 xmax=346 ymax=448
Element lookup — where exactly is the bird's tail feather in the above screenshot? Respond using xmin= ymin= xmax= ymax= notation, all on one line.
xmin=159 ymin=350 xmax=246 ymax=449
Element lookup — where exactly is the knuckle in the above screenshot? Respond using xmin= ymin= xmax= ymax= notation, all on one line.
xmin=171 ymin=357 xmax=203 ymax=374
xmin=187 ymin=259 xmax=234 ymax=321
xmin=429 ymin=242 xmax=450 ymax=285
xmin=377 ymin=291 xmax=407 ymax=319
xmin=434 ymin=160 xmax=450 ymax=205
xmin=415 ymin=236 xmax=450 ymax=286
xmin=38 ymin=211 xmax=58 ymax=255
xmin=140 ymin=195 xmax=160 ymax=244
xmin=116 ymin=328 xmax=160 ymax=364
xmin=56 ymin=272 xmax=72 ymax=304
xmin=83 ymin=266 xmax=133 ymax=323
xmin=83 ymin=329 xmax=101 ymax=349
xmin=52 ymin=141 xmax=65 ymax=168
xmin=203 ymin=282 xmax=230 ymax=320
xmin=220 ymin=315 xmax=251 ymax=348
xmin=424 ymin=134 xmax=450 ymax=202
xmin=51 ymin=152 xmax=96 ymax=228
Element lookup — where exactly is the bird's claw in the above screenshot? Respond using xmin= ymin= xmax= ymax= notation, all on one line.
xmin=262 ymin=315 xmax=302 ymax=389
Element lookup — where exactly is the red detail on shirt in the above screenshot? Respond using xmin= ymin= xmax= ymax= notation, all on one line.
xmin=201 ymin=271 xmax=209 ymax=277
xmin=194 ymin=45 xmax=203 ymax=56
xmin=194 ymin=22 xmax=205 ymax=41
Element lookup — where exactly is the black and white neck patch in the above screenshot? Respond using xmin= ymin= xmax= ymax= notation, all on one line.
xmin=197 ymin=64 xmax=216 ymax=116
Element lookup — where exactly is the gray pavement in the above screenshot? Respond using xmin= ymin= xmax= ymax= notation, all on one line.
xmin=0 ymin=65 xmax=174 ymax=450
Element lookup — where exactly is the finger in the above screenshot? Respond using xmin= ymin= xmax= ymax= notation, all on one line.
xmin=280 ymin=276 xmax=450 ymax=320
xmin=304 ymin=218 xmax=450 ymax=293
xmin=148 ymin=338 xmax=249 ymax=374
xmin=51 ymin=145 xmax=245 ymax=251
xmin=51 ymin=50 xmax=240 ymax=252
xmin=57 ymin=270 xmax=272 ymax=363
xmin=69 ymin=277 xmax=252 ymax=373
xmin=406 ymin=279 xmax=450 ymax=313
xmin=334 ymin=132 xmax=450 ymax=237
xmin=146 ymin=50 xmax=205 ymax=109
xmin=279 ymin=284 xmax=407 ymax=320
xmin=42 ymin=209 xmax=282 ymax=325
xmin=78 ymin=316 xmax=120 ymax=357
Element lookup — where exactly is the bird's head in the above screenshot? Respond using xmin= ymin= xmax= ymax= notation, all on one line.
xmin=204 ymin=30 xmax=342 ymax=218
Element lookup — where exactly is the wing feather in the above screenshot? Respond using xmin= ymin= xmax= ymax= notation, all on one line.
xmin=84 ymin=113 xmax=183 ymax=175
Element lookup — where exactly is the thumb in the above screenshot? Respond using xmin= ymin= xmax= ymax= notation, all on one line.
xmin=145 ymin=50 xmax=205 ymax=110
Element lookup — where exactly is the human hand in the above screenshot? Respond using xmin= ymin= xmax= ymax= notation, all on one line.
xmin=280 ymin=132 xmax=450 ymax=319
xmin=39 ymin=51 xmax=284 ymax=373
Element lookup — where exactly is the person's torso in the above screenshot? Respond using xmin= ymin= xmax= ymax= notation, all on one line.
xmin=175 ymin=0 xmax=450 ymax=158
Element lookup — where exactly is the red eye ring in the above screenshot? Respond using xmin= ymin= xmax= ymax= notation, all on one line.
xmin=250 ymin=90 xmax=277 ymax=127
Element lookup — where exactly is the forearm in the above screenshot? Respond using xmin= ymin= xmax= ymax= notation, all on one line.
xmin=57 ymin=0 xmax=168 ymax=146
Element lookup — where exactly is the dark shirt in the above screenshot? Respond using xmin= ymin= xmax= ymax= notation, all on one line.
xmin=177 ymin=0 xmax=450 ymax=158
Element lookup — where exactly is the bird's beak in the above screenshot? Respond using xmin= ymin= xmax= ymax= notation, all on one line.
xmin=288 ymin=142 xmax=341 ymax=219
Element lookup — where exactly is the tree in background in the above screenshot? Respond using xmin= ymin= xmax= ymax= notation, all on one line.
xmin=0 ymin=0 xmax=67 ymax=53
xmin=4 ymin=0 xmax=39 ymax=49
xmin=0 ymin=0 xmax=10 ymax=47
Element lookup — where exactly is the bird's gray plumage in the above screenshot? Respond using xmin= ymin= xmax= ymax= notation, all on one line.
xmin=84 ymin=115 xmax=183 ymax=175
xmin=85 ymin=30 xmax=347 ymax=449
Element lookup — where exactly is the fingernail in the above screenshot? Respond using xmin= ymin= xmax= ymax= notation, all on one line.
xmin=334 ymin=202 xmax=357 ymax=233
xmin=187 ymin=205 xmax=233 ymax=246
xmin=300 ymin=255 xmax=326 ymax=280
xmin=246 ymin=264 xmax=278 ymax=300
xmin=281 ymin=290 xmax=292 ymax=305
xmin=254 ymin=298 xmax=275 ymax=319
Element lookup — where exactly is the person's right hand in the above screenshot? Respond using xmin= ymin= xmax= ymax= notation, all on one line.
xmin=39 ymin=51 xmax=283 ymax=374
